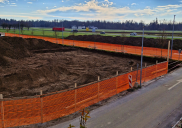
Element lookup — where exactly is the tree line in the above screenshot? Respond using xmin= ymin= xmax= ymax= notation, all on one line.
xmin=0 ymin=18 xmax=182 ymax=30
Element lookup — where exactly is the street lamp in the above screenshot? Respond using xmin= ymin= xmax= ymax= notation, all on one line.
xmin=171 ymin=15 xmax=176 ymax=59
xmin=140 ymin=26 xmax=145 ymax=87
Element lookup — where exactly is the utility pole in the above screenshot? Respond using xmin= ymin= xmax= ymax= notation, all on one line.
xmin=19 ymin=22 xmax=20 ymax=37
xmin=140 ymin=26 xmax=145 ymax=87
xmin=171 ymin=15 xmax=176 ymax=59
xmin=62 ymin=19 xmax=64 ymax=44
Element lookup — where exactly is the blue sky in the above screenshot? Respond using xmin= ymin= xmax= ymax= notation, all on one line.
xmin=0 ymin=0 xmax=182 ymax=23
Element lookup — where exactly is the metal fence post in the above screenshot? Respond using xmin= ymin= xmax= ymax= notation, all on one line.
xmin=0 ymin=94 xmax=4 ymax=128
xmin=140 ymin=26 xmax=145 ymax=87
xmin=144 ymin=63 xmax=147 ymax=82
xmin=156 ymin=60 xmax=158 ymax=78
xmin=116 ymin=71 xmax=118 ymax=94
xmin=167 ymin=41 xmax=170 ymax=63
xmin=40 ymin=90 xmax=43 ymax=124
xmin=74 ymin=83 xmax=77 ymax=112
xmin=98 ymin=76 xmax=100 ymax=102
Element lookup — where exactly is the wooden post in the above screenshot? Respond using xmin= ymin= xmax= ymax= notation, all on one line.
xmin=131 ymin=67 xmax=132 ymax=71
xmin=144 ymin=63 xmax=147 ymax=82
xmin=40 ymin=90 xmax=43 ymax=123
xmin=167 ymin=41 xmax=170 ymax=62
xmin=74 ymin=83 xmax=77 ymax=112
xmin=0 ymin=94 xmax=4 ymax=128
xmin=156 ymin=60 xmax=158 ymax=78
xmin=167 ymin=41 xmax=170 ymax=73
xmin=116 ymin=71 xmax=118 ymax=94
xmin=98 ymin=76 xmax=100 ymax=102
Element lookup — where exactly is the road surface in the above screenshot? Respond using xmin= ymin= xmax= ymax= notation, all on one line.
xmin=49 ymin=67 xmax=182 ymax=128
xmin=108 ymin=33 xmax=182 ymax=38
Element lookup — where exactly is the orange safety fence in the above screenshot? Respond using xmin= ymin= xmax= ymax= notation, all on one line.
xmin=5 ymin=33 xmax=182 ymax=61
xmin=3 ymin=98 xmax=41 ymax=128
xmin=0 ymin=61 xmax=168 ymax=128
xmin=0 ymin=33 xmax=169 ymax=127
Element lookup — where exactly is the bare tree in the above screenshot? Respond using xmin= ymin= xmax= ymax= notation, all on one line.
xmin=1 ymin=23 xmax=8 ymax=29
xmin=8 ymin=24 xmax=12 ymax=30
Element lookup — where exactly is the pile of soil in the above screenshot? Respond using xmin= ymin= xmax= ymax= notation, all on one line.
xmin=0 ymin=37 xmax=155 ymax=98
xmin=0 ymin=37 xmax=62 ymax=66
xmin=65 ymin=35 xmax=182 ymax=50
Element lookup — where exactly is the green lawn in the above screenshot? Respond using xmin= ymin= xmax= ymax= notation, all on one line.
xmin=0 ymin=28 xmax=181 ymax=40
xmin=17 ymin=27 xmax=182 ymax=33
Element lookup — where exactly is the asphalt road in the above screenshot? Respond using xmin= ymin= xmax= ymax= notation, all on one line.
xmin=109 ymin=33 xmax=182 ymax=38
xmin=50 ymin=67 xmax=182 ymax=128
xmin=136 ymin=35 xmax=182 ymax=39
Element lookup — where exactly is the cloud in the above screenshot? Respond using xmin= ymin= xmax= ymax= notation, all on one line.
xmin=10 ymin=5 xmax=17 ymax=6
xmin=131 ymin=3 xmax=136 ymax=6
xmin=156 ymin=4 xmax=182 ymax=10
xmin=11 ymin=3 xmax=16 ymax=4
xmin=37 ymin=0 xmax=154 ymax=16
xmin=0 ymin=0 xmax=8 ymax=3
xmin=27 ymin=2 xmax=32 ymax=4
xmin=36 ymin=0 xmax=182 ymax=22
xmin=0 ymin=14 xmax=42 ymax=19
xmin=0 ymin=6 xmax=4 ymax=7
xmin=62 ymin=0 xmax=64 ymax=2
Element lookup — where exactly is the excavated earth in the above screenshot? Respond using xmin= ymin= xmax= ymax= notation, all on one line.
xmin=0 ymin=36 xmax=156 ymax=98
xmin=66 ymin=35 xmax=182 ymax=50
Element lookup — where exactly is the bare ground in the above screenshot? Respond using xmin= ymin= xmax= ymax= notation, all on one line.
xmin=0 ymin=36 xmax=155 ymax=98
xmin=0 ymin=36 xmax=163 ymax=128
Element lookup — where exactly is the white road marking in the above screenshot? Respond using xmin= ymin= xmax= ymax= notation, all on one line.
xmin=168 ymin=79 xmax=182 ymax=90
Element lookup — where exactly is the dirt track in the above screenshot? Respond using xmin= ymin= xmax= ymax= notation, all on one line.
xmin=0 ymin=36 xmax=156 ymax=98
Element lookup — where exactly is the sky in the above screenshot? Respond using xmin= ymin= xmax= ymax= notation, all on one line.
xmin=0 ymin=0 xmax=182 ymax=23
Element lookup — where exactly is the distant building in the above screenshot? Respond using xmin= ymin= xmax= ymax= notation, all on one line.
xmin=72 ymin=25 xmax=77 ymax=30
xmin=88 ymin=26 xmax=98 ymax=29
xmin=78 ymin=26 xmax=85 ymax=29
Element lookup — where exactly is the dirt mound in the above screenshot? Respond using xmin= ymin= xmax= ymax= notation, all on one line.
xmin=26 ymin=38 xmax=60 ymax=50
xmin=0 ymin=37 xmax=30 ymax=63
xmin=0 ymin=37 xmax=65 ymax=66
xmin=65 ymin=35 xmax=182 ymax=50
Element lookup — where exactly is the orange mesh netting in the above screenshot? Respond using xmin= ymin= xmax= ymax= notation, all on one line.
xmin=0 ymin=33 xmax=169 ymax=128
xmin=3 ymin=98 xmax=41 ymax=128
xmin=5 ymin=33 xmax=180 ymax=61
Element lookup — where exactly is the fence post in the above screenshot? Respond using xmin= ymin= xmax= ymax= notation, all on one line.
xmin=98 ymin=76 xmax=100 ymax=102
xmin=167 ymin=41 xmax=170 ymax=72
xmin=116 ymin=71 xmax=118 ymax=94
xmin=0 ymin=94 xmax=4 ymax=128
xmin=156 ymin=60 xmax=158 ymax=78
xmin=40 ymin=90 xmax=43 ymax=124
xmin=74 ymin=83 xmax=77 ymax=112
xmin=144 ymin=63 xmax=147 ymax=82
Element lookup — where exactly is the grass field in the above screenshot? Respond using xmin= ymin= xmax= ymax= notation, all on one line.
xmin=30 ymin=27 xmax=182 ymax=33
xmin=0 ymin=27 xmax=182 ymax=40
